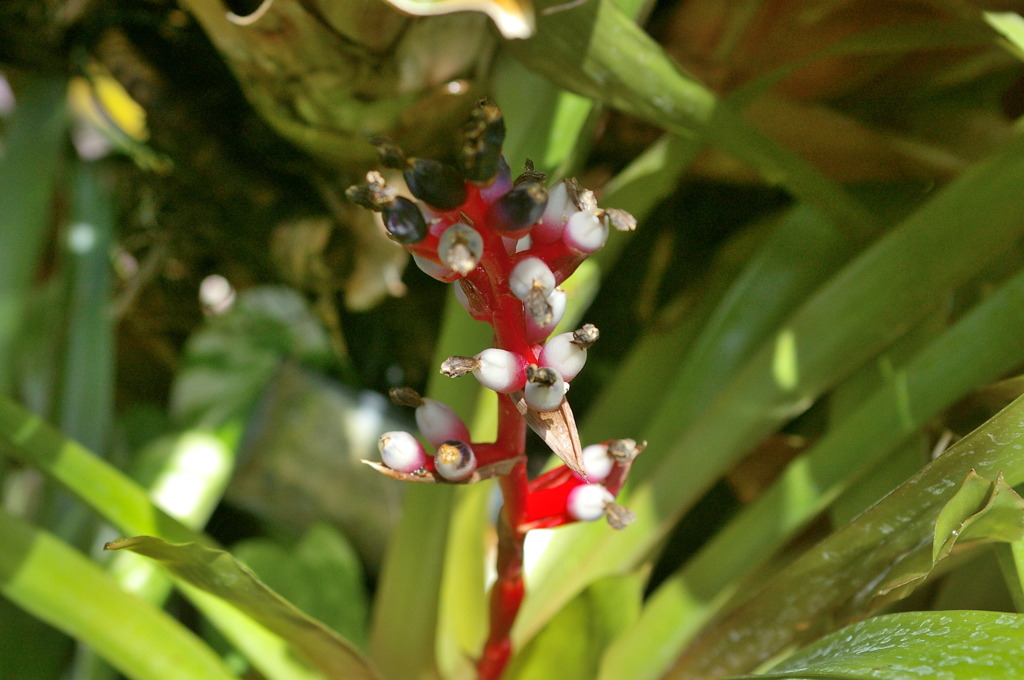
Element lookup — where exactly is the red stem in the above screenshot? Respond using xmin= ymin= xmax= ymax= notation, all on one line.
xmin=477 ymin=394 xmax=529 ymax=680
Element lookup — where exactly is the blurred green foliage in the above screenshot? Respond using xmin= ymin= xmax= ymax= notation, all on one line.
xmin=4 ymin=1 xmax=1024 ymax=679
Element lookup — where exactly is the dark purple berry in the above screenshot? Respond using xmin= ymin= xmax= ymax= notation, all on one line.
xmin=383 ymin=196 xmax=428 ymax=244
xmin=405 ymin=158 xmax=467 ymax=210
xmin=487 ymin=182 xmax=548 ymax=236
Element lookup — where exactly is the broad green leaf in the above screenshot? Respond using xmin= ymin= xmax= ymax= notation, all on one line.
xmin=105 ymin=536 xmax=381 ymax=680
xmin=505 ymin=573 xmax=644 ymax=680
xmin=516 ymin=134 xmax=1024 ymax=650
xmin=600 ymin=262 xmax=1024 ymax=680
xmin=171 ymin=286 xmax=332 ymax=429
xmin=748 ymin=611 xmax=1024 ymax=680
xmin=0 ymin=510 xmax=237 ymax=680
xmin=0 ymin=395 xmax=355 ymax=680
xmin=0 ymin=75 xmax=67 ymax=392
xmin=664 ymin=396 xmax=1024 ymax=680
xmin=232 ymin=524 xmax=370 ymax=650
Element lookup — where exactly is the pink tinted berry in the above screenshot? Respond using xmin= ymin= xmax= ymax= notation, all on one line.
xmin=510 ymin=257 xmax=555 ymax=301
xmin=473 ymin=348 xmax=527 ymax=393
xmin=567 ymin=483 xmax=614 ymax=521
xmin=533 ymin=179 xmax=575 ymax=244
xmin=379 ymin=431 xmax=429 ymax=473
xmin=434 ymin=440 xmax=477 ymax=481
xmin=538 ymin=324 xmax=598 ymax=382
xmin=416 ymin=398 xmax=471 ymax=447
xmin=563 ymin=210 xmax=608 ymax=254
xmin=581 ymin=443 xmax=614 ymax=482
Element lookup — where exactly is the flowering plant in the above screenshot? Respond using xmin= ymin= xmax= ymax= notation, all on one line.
xmin=347 ymin=100 xmax=641 ymax=677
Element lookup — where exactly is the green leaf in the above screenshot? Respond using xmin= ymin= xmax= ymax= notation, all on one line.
xmin=0 ymin=510 xmax=238 ymax=680
xmin=665 ymin=395 xmax=1024 ymax=680
xmin=748 ymin=611 xmax=1024 ymax=680
xmin=506 ymin=0 xmax=875 ymax=232
xmin=517 ymin=133 xmax=1024 ymax=650
xmin=0 ymin=75 xmax=67 ymax=392
xmin=369 ymin=291 xmax=492 ymax=680
xmin=105 ymin=536 xmax=381 ymax=680
xmin=600 ymin=263 xmax=1024 ymax=680
xmin=232 ymin=524 xmax=369 ymax=650
xmin=171 ymin=286 xmax=332 ymax=429
xmin=0 ymin=395 xmax=355 ymax=680
xmin=505 ymin=573 xmax=645 ymax=680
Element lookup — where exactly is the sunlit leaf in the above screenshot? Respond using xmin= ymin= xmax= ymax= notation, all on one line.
xmin=748 ymin=611 xmax=1024 ymax=680
xmin=105 ymin=536 xmax=381 ymax=680
xmin=0 ymin=510 xmax=238 ymax=680
xmin=665 ymin=396 xmax=1024 ymax=680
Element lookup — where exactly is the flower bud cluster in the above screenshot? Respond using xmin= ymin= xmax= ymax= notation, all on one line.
xmin=353 ymin=100 xmax=640 ymax=529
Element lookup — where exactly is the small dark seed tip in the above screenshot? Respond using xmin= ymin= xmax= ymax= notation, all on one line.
xmin=608 ymin=438 xmax=640 ymax=463
xmin=605 ymin=208 xmax=637 ymax=232
xmin=345 ymin=171 xmax=396 ymax=211
xmin=526 ymin=364 xmax=559 ymax=386
xmin=525 ymin=287 xmax=553 ymax=328
xmin=572 ymin=323 xmax=599 ymax=349
xmin=368 ymin=136 xmax=406 ymax=169
xmin=389 ymin=386 xmax=424 ymax=408
xmin=514 ymin=159 xmax=547 ymax=187
xmin=440 ymin=355 xmax=479 ymax=378
xmin=606 ymin=503 xmax=636 ymax=530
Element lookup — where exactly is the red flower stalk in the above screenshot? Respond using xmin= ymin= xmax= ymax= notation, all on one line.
xmin=351 ymin=99 xmax=640 ymax=679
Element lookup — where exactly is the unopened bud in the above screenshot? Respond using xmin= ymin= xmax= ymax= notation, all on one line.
xmin=525 ymin=364 xmax=565 ymax=411
xmin=415 ymin=398 xmax=471 ymax=447
xmin=510 ymin=257 xmax=555 ymax=302
xmin=567 ymin=483 xmax=614 ymax=522
xmin=438 ymin=223 xmax=484 ymax=275
xmin=434 ymin=440 xmax=477 ymax=481
xmin=405 ymin=158 xmax=467 ymax=210
xmin=383 ymin=196 xmax=428 ymax=244
xmin=473 ymin=348 xmax=526 ymax=393
xmin=581 ymin=444 xmax=614 ymax=482
xmin=379 ymin=431 xmax=428 ymax=473
xmin=563 ymin=210 xmax=608 ymax=253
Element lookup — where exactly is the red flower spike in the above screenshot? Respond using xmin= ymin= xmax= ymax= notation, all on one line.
xmin=347 ymin=102 xmax=641 ymax=680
